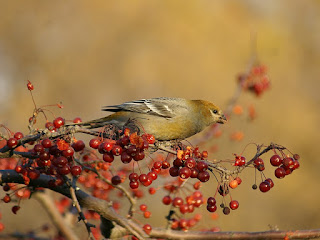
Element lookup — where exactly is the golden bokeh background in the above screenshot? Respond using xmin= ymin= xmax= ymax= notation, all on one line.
xmin=0 ymin=0 xmax=319 ymax=238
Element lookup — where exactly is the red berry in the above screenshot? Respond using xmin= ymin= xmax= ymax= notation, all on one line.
xmin=147 ymin=171 xmax=157 ymax=181
xmin=111 ymin=145 xmax=122 ymax=156
xmin=53 ymin=156 xmax=68 ymax=167
xmin=283 ymin=157 xmax=294 ymax=169
xmin=34 ymin=144 xmax=44 ymax=153
xmin=42 ymin=139 xmax=52 ymax=148
xmin=148 ymin=187 xmax=156 ymax=195
xmin=153 ymin=161 xmax=162 ymax=169
xmin=140 ymin=204 xmax=147 ymax=211
xmin=207 ymin=197 xmax=216 ymax=206
xmin=129 ymin=172 xmax=139 ymax=181
xmin=45 ymin=122 xmax=56 ymax=132
xmin=190 ymin=168 xmax=199 ymax=178
xmin=169 ymin=167 xmax=179 ymax=177
xmin=58 ymin=165 xmax=71 ymax=175
xmin=73 ymin=117 xmax=82 ymax=123
xmin=15 ymin=165 xmax=23 ymax=173
xmin=28 ymin=169 xmax=40 ymax=180
xmin=172 ymin=197 xmax=183 ymax=207
xmin=196 ymin=161 xmax=208 ymax=172
xmin=71 ymin=166 xmax=82 ymax=176
xmin=133 ymin=150 xmax=145 ymax=161
xmin=53 ymin=117 xmax=65 ymax=128
xmin=275 ymin=167 xmax=286 ymax=179
xmin=265 ymin=178 xmax=274 ymax=188
xmin=162 ymin=161 xmax=170 ymax=169
xmin=72 ymin=140 xmax=85 ymax=152
xmin=3 ymin=194 xmax=11 ymax=203
xmin=62 ymin=147 xmax=75 ymax=157
xmin=27 ymin=80 xmax=34 ymax=90
xmin=207 ymin=204 xmax=217 ymax=212
xmin=139 ymin=174 xmax=148 ymax=183
xmin=129 ymin=181 xmax=139 ymax=189
xmin=259 ymin=181 xmax=271 ymax=192
xmin=229 ymin=200 xmax=239 ymax=210
xmin=103 ymin=153 xmax=114 ymax=163
xmin=235 ymin=176 xmax=242 ymax=185
xmin=185 ymin=158 xmax=196 ymax=169
xmin=179 ymin=167 xmax=191 ymax=179
xmin=89 ymin=138 xmax=101 ymax=149
xmin=7 ymin=138 xmax=18 ymax=149
xmin=111 ymin=175 xmax=121 ymax=185
xmin=197 ymin=171 xmax=210 ymax=182
xmin=293 ymin=160 xmax=300 ymax=169
xmin=270 ymin=155 xmax=282 ymax=167
xmin=162 ymin=195 xmax=172 ymax=205
xmin=121 ymin=152 xmax=132 ymax=164
xmin=14 ymin=132 xmax=24 ymax=140
xmin=143 ymin=224 xmax=152 ymax=235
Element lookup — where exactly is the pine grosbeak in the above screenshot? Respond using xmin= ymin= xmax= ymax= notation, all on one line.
xmin=77 ymin=97 xmax=226 ymax=141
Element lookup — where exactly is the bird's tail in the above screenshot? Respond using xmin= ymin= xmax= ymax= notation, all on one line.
xmin=66 ymin=116 xmax=111 ymax=128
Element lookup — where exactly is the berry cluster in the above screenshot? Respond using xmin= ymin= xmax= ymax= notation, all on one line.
xmin=238 ymin=64 xmax=270 ymax=96
xmin=169 ymin=148 xmax=210 ymax=183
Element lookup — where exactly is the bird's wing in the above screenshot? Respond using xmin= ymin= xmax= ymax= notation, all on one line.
xmin=102 ymin=98 xmax=186 ymax=118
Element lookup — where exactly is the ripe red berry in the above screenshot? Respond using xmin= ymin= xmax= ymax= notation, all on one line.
xmin=185 ymin=158 xmax=196 ymax=169
xmin=129 ymin=181 xmax=139 ymax=189
xmin=103 ymin=153 xmax=114 ymax=163
xmin=58 ymin=165 xmax=71 ymax=175
xmin=207 ymin=204 xmax=217 ymax=212
xmin=153 ymin=161 xmax=162 ymax=169
xmin=111 ymin=145 xmax=122 ymax=156
xmin=197 ymin=170 xmax=210 ymax=182
xmin=72 ymin=140 xmax=85 ymax=152
xmin=143 ymin=224 xmax=152 ymax=235
xmin=259 ymin=181 xmax=271 ymax=192
xmin=129 ymin=172 xmax=139 ymax=181
xmin=71 ymin=166 xmax=82 ymax=176
xmin=179 ymin=167 xmax=191 ymax=179
xmin=275 ymin=167 xmax=286 ymax=179
xmin=3 ymin=194 xmax=11 ymax=203
xmin=41 ymin=139 xmax=52 ymax=148
xmin=53 ymin=156 xmax=68 ymax=167
xmin=45 ymin=122 xmax=55 ymax=132
xmin=265 ymin=178 xmax=274 ymax=188
xmin=169 ymin=167 xmax=179 ymax=177
xmin=162 ymin=195 xmax=172 ymax=205
xmin=111 ymin=175 xmax=121 ymax=185
xmin=7 ymin=138 xmax=18 ymax=149
xmin=140 ymin=204 xmax=147 ymax=211
xmin=28 ymin=169 xmax=40 ymax=180
xmin=147 ymin=171 xmax=157 ymax=181
xmin=235 ymin=176 xmax=242 ymax=185
xmin=121 ymin=152 xmax=132 ymax=164
xmin=13 ymin=132 xmax=24 ymax=140
xmin=162 ymin=161 xmax=170 ymax=169
xmin=196 ymin=161 xmax=208 ymax=172
xmin=34 ymin=144 xmax=44 ymax=153
xmin=73 ymin=117 xmax=82 ymax=123
xmin=89 ymin=138 xmax=101 ymax=149
xmin=283 ymin=157 xmax=294 ymax=169
xmin=139 ymin=174 xmax=148 ymax=183
xmin=172 ymin=197 xmax=183 ymax=207
xmin=207 ymin=197 xmax=216 ymax=206
xmin=133 ymin=150 xmax=145 ymax=161
xmin=229 ymin=200 xmax=239 ymax=210
xmin=62 ymin=147 xmax=75 ymax=157
xmin=270 ymin=154 xmax=282 ymax=166
xmin=53 ymin=117 xmax=65 ymax=128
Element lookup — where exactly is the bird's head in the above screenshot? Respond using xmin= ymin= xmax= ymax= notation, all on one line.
xmin=196 ymin=100 xmax=227 ymax=125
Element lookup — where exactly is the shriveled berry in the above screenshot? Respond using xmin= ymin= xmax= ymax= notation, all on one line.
xmin=12 ymin=205 xmax=20 ymax=214
xmin=223 ymin=206 xmax=230 ymax=215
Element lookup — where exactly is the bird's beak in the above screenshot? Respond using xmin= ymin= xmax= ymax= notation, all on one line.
xmin=218 ymin=114 xmax=227 ymax=124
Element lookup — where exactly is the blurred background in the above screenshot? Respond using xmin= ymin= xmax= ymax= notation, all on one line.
xmin=0 ymin=0 xmax=319 ymax=238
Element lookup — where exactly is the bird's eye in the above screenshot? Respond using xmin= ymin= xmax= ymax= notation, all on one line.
xmin=212 ymin=109 xmax=218 ymax=114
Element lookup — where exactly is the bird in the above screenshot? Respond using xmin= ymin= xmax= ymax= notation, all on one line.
xmin=73 ymin=97 xmax=226 ymax=141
